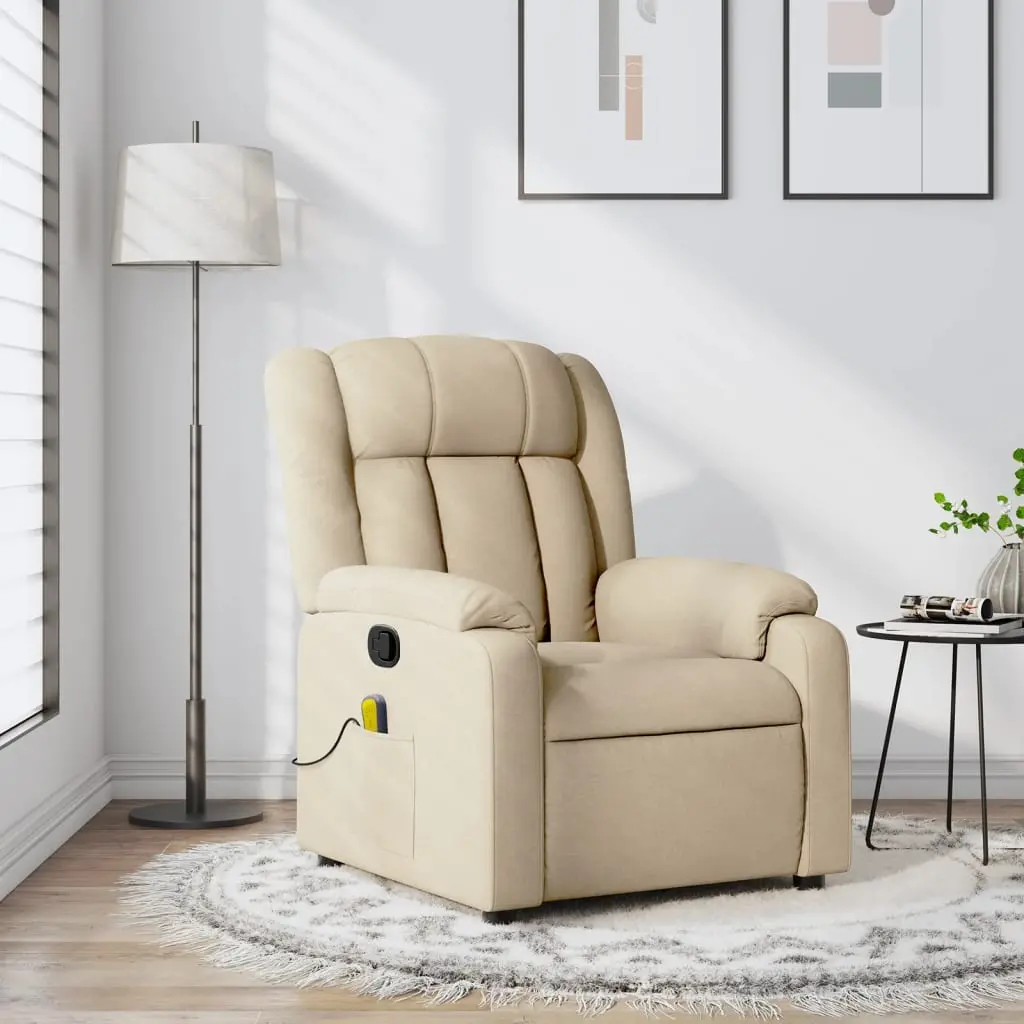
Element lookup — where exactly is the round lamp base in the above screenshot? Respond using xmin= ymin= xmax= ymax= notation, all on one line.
xmin=128 ymin=800 xmax=264 ymax=830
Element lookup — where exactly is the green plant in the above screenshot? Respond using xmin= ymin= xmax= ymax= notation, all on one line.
xmin=932 ymin=448 xmax=1024 ymax=544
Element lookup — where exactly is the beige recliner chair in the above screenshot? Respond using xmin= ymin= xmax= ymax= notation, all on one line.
xmin=265 ymin=335 xmax=851 ymax=921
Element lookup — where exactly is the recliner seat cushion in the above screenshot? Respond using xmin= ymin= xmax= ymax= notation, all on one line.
xmin=540 ymin=641 xmax=802 ymax=741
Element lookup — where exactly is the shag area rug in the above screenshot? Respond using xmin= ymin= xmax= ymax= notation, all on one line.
xmin=120 ymin=814 xmax=1024 ymax=1018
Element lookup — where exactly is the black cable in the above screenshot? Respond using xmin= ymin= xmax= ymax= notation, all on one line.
xmin=292 ymin=716 xmax=361 ymax=766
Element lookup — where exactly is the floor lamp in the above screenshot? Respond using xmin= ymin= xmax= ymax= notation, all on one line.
xmin=111 ymin=122 xmax=281 ymax=828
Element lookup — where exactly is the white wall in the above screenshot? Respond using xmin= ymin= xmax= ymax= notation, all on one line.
xmin=0 ymin=0 xmax=107 ymax=896
xmin=104 ymin=0 xmax=1024 ymax=798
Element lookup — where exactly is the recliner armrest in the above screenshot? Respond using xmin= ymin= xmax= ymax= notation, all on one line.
xmin=595 ymin=557 xmax=818 ymax=659
xmin=316 ymin=564 xmax=537 ymax=637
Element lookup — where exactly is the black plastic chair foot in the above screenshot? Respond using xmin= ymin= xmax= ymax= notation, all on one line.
xmin=317 ymin=854 xmax=343 ymax=867
xmin=482 ymin=909 xmax=517 ymax=925
xmin=793 ymin=874 xmax=825 ymax=890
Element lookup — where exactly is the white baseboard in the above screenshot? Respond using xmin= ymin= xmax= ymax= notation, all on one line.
xmin=852 ymin=756 xmax=1024 ymax=800
xmin=0 ymin=757 xmax=112 ymax=900
xmin=107 ymin=755 xmax=1024 ymax=802
xmin=109 ymin=757 xmax=297 ymax=800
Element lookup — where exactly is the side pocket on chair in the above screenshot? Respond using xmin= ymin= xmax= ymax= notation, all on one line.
xmin=340 ymin=728 xmax=415 ymax=858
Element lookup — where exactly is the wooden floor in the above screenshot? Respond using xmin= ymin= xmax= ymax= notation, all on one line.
xmin=0 ymin=800 xmax=1021 ymax=1024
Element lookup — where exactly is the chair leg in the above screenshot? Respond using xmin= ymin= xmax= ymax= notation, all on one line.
xmin=482 ymin=909 xmax=517 ymax=925
xmin=317 ymin=854 xmax=343 ymax=867
xmin=793 ymin=875 xmax=825 ymax=890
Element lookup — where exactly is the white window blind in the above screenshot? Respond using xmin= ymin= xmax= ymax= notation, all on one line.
xmin=0 ymin=0 xmax=57 ymax=738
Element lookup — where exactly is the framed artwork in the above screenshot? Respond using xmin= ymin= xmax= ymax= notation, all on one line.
xmin=784 ymin=0 xmax=993 ymax=199
xmin=518 ymin=0 xmax=728 ymax=200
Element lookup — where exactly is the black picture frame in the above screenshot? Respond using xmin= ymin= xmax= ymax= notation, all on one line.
xmin=518 ymin=0 xmax=729 ymax=200
xmin=783 ymin=0 xmax=994 ymax=200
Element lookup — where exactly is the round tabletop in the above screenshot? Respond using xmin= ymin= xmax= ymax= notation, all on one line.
xmin=857 ymin=622 xmax=1024 ymax=644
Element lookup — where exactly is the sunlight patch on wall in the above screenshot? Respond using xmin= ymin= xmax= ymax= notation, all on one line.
xmin=265 ymin=0 xmax=443 ymax=242
xmin=266 ymin=176 xmax=378 ymax=343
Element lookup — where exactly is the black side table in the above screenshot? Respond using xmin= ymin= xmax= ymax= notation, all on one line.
xmin=857 ymin=622 xmax=1024 ymax=865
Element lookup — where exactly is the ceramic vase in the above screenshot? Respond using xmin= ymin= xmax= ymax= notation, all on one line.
xmin=977 ymin=542 xmax=1024 ymax=614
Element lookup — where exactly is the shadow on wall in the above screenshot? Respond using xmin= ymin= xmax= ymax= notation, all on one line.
xmin=851 ymin=696 xmax=1008 ymax=799
xmin=853 ymin=699 xmax=930 ymax=766
xmin=633 ymin=476 xmax=785 ymax=568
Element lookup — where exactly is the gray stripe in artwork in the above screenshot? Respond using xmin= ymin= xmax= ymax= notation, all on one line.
xmin=599 ymin=0 xmax=619 ymax=111
xmin=828 ymin=72 xmax=883 ymax=108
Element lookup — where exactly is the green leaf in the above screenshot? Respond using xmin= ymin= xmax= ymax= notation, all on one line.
xmin=1014 ymin=448 xmax=1024 ymax=462
xmin=962 ymin=498 xmax=969 ymax=507
xmin=1017 ymin=507 xmax=1024 ymax=520
xmin=1016 ymin=468 xmax=1024 ymax=480
xmin=943 ymin=502 xmax=953 ymax=511
xmin=998 ymin=514 xmax=1013 ymax=530
xmin=999 ymin=495 xmax=1010 ymax=504
xmin=953 ymin=524 xmax=960 ymax=534
xmin=941 ymin=522 xmax=953 ymax=531
xmin=929 ymin=528 xmax=940 ymax=535
xmin=934 ymin=492 xmax=947 ymax=504
xmin=1016 ymin=482 xmax=1024 ymax=496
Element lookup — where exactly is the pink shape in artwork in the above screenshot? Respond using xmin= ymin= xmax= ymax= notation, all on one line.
xmin=828 ymin=2 xmax=883 ymax=66
xmin=625 ymin=55 xmax=643 ymax=141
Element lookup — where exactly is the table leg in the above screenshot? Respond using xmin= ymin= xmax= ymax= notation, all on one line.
xmin=866 ymin=640 xmax=909 ymax=851
xmin=976 ymin=643 xmax=989 ymax=866
xmin=947 ymin=644 xmax=958 ymax=832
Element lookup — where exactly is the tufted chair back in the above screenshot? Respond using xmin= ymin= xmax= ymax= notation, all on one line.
xmin=265 ymin=336 xmax=636 ymax=641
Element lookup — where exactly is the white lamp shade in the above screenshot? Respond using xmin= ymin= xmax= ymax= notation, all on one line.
xmin=111 ymin=143 xmax=282 ymax=266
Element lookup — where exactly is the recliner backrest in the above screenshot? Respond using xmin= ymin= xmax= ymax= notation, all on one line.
xmin=266 ymin=335 xmax=635 ymax=641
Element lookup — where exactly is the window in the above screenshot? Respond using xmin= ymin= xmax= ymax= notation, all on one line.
xmin=0 ymin=0 xmax=58 ymax=741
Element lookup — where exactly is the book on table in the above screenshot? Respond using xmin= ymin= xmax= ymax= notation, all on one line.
xmin=881 ymin=614 xmax=1024 ymax=636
